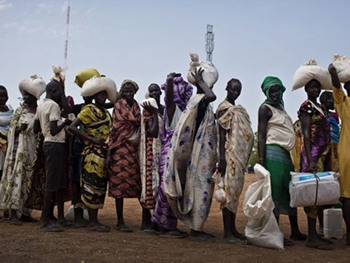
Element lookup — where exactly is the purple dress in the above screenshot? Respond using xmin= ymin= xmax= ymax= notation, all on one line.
xmin=151 ymin=76 xmax=192 ymax=230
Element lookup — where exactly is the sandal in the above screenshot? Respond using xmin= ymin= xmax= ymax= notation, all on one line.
xmin=290 ymin=233 xmax=307 ymax=241
xmin=40 ymin=224 xmax=64 ymax=232
xmin=88 ymin=224 xmax=110 ymax=232
xmin=21 ymin=215 xmax=39 ymax=223
xmin=159 ymin=229 xmax=188 ymax=238
xmin=284 ymin=238 xmax=294 ymax=246
xmin=305 ymin=240 xmax=333 ymax=250
xmin=57 ymin=220 xmax=72 ymax=228
xmin=139 ymin=228 xmax=157 ymax=235
xmin=115 ymin=225 xmax=133 ymax=233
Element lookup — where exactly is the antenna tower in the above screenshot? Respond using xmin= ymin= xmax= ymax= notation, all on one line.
xmin=64 ymin=0 xmax=71 ymax=68
xmin=205 ymin=24 xmax=214 ymax=62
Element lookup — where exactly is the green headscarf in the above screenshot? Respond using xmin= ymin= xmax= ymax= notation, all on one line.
xmin=261 ymin=76 xmax=285 ymax=106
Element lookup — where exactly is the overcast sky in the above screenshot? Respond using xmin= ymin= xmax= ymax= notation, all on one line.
xmin=1 ymin=0 xmax=349 ymax=129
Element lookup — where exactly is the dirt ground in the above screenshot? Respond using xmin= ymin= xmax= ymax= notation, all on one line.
xmin=0 ymin=174 xmax=349 ymax=263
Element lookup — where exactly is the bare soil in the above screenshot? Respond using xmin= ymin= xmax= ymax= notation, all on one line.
xmin=0 ymin=174 xmax=349 ymax=263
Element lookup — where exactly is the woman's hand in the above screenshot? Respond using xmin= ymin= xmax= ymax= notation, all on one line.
xmin=307 ymin=160 xmax=317 ymax=173
xmin=328 ymin=63 xmax=337 ymax=75
xmin=218 ymin=159 xmax=226 ymax=176
xmin=90 ymin=137 xmax=106 ymax=147
xmin=142 ymin=101 xmax=157 ymax=113
xmin=191 ymin=67 xmax=204 ymax=84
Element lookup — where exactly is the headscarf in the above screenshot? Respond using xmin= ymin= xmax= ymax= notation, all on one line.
xmin=120 ymin=79 xmax=139 ymax=93
xmin=161 ymin=76 xmax=193 ymax=111
xmin=261 ymin=76 xmax=285 ymax=106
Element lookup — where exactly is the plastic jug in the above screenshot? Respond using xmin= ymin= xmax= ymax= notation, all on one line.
xmin=323 ymin=208 xmax=343 ymax=239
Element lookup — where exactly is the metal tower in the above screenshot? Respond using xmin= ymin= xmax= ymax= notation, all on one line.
xmin=205 ymin=24 xmax=214 ymax=62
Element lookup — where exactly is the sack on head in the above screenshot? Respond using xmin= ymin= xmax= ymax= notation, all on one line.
xmin=19 ymin=75 xmax=46 ymax=99
xmin=333 ymin=53 xmax=350 ymax=83
xmin=75 ymin=68 xmax=101 ymax=88
xmin=187 ymin=53 xmax=218 ymax=88
xmin=292 ymin=59 xmax=332 ymax=91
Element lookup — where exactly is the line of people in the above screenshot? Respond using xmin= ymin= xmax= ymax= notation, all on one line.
xmin=0 ymin=59 xmax=349 ymax=251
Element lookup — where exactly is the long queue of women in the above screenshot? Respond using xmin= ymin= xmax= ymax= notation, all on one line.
xmin=0 ymin=54 xmax=349 ymax=252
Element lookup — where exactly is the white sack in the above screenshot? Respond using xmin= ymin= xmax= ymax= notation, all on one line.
xmin=333 ymin=53 xmax=350 ymax=83
xmin=212 ymin=170 xmax=227 ymax=204
xmin=81 ymin=76 xmax=118 ymax=103
xmin=243 ymin=164 xmax=284 ymax=250
xmin=65 ymin=204 xmax=89 ymax=221
xmin=292 ymin=59 xmax=332 ymax=91
xmin=187 ymin=53 xmax=218 ymax=88
xmin=289 ymin=171 xmax=340 ymax=207
xmin=19 ymin=75 xmax=46 ymax=99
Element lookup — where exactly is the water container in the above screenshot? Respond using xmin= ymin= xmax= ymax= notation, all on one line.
xmin=323 ymin=208 xmax=343 ymax=239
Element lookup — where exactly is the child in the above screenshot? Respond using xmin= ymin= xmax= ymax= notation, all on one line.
xmin=34 ymin=79 xmax=71 ymax=232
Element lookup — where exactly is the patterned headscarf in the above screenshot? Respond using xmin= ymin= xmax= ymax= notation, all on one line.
xmin=161 ymin=76 xmax=193 ymax=111
xmin=261 ymin=76 xmax=285 ymax=106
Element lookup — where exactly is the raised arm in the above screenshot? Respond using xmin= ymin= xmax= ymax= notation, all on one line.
xmin=191 ymin=68 xmax=216 ymax=104
xmin=165 ymin=73 xmax=176 ymax=125
xmin=143 ymin=102 xmax=159 ymax=138
xmin=328 ymin=63 xmax=341 ymax=89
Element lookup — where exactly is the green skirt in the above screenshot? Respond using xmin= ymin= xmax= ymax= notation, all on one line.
xmin=265 ymin=144 xmax=297 ymax=217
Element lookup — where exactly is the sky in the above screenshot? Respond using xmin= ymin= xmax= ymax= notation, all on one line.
xmin=1 ymin=0 xmax=349 ymax=130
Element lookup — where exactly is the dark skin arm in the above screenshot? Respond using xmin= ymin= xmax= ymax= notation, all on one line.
xmin=257 ymin=105 xmax=273 ymax=166
xmin=191 ymin=68 xmax=216 ymax=104
xmin=217 ymin=110 xmax=227 ymax=175
xmin=165 ymin=73 xmax=176 ymax=125
xmin=34 ymin=119 xmax=41 ymax=134
xmin=328 ymin=63 xmax=341 ymax=89
xmin=68 ymin=118 xmax=106 ymax=146
xmin=142 ymin=102 xmax=159 ymax=138
xmin=50 ymin=119 xmax=71 ymax=136
xmin=300 ymin=111 xmax=316 ymax=173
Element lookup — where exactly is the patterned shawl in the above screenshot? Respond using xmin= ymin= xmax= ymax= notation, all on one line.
xmin=164 ymin=94 xmax=217 ymax=231
xmin=215 ymin=100 xmax=254 ymax=213
xmin=108 ymin=98 xmax=141 ymax=151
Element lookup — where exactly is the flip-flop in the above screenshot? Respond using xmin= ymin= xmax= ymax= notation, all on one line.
xmin=40 ymin=224 xmax=64 ymax=232
xmin=57 ymin=220 xmax=72 ymax=228
xmin=139 ymin=229 xmax=157 ymax=235
xmin=284 ymin=238 xmax=294 ymax=246
xmin=21 ymin=216 xmax=39 ymax=223
xmin=73 ymin=220 xmax=88 ymax=228
xmin=305 ymin=242 xmax=333 ymax=250
xmin=189 ymin=232 xmax=215 ymax=242
xmin=159 ymin=229 xmax=188 ymax=238
xmin=9 ymin=219 xmax=23 ymax=226
xmin=88 ymin=224 xmax=110 ymax=232
xmin=290 ymin=233 xmax=307 ymax=241
xmin=115 ymin=225 xmax=133 ymax=233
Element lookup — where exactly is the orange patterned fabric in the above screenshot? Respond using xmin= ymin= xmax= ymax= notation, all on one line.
xmin=108 ymin=98 xmax=141 ymax=198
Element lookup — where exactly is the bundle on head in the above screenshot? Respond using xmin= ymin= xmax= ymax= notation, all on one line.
xmin=333 ymin=53 xmax=350 ymax=83
xmin=187 ymin=52 xmax=218 ymax=88
xmin=51 ymin=66 xmax=66 ymax=83
xmin=292 ymin=59 xmax=332 ymax=91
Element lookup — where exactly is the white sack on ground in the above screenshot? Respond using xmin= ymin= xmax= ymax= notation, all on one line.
xmin=187 ymin=53 xmax=218 ymax=88
xmin=333 ymin=53 xmax=350 ymax=83
xmin=292 ymin=59 xmax=332 ymax=91
xmin=243 ymin=164 xmax=284 ymax=250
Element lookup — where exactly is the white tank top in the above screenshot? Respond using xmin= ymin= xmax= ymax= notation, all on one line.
xmin=265 ymin=104 xmax=295 ymax=151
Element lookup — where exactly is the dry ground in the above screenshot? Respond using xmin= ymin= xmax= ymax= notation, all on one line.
xmin=0 ymin=174 xmax=349 ymax=263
